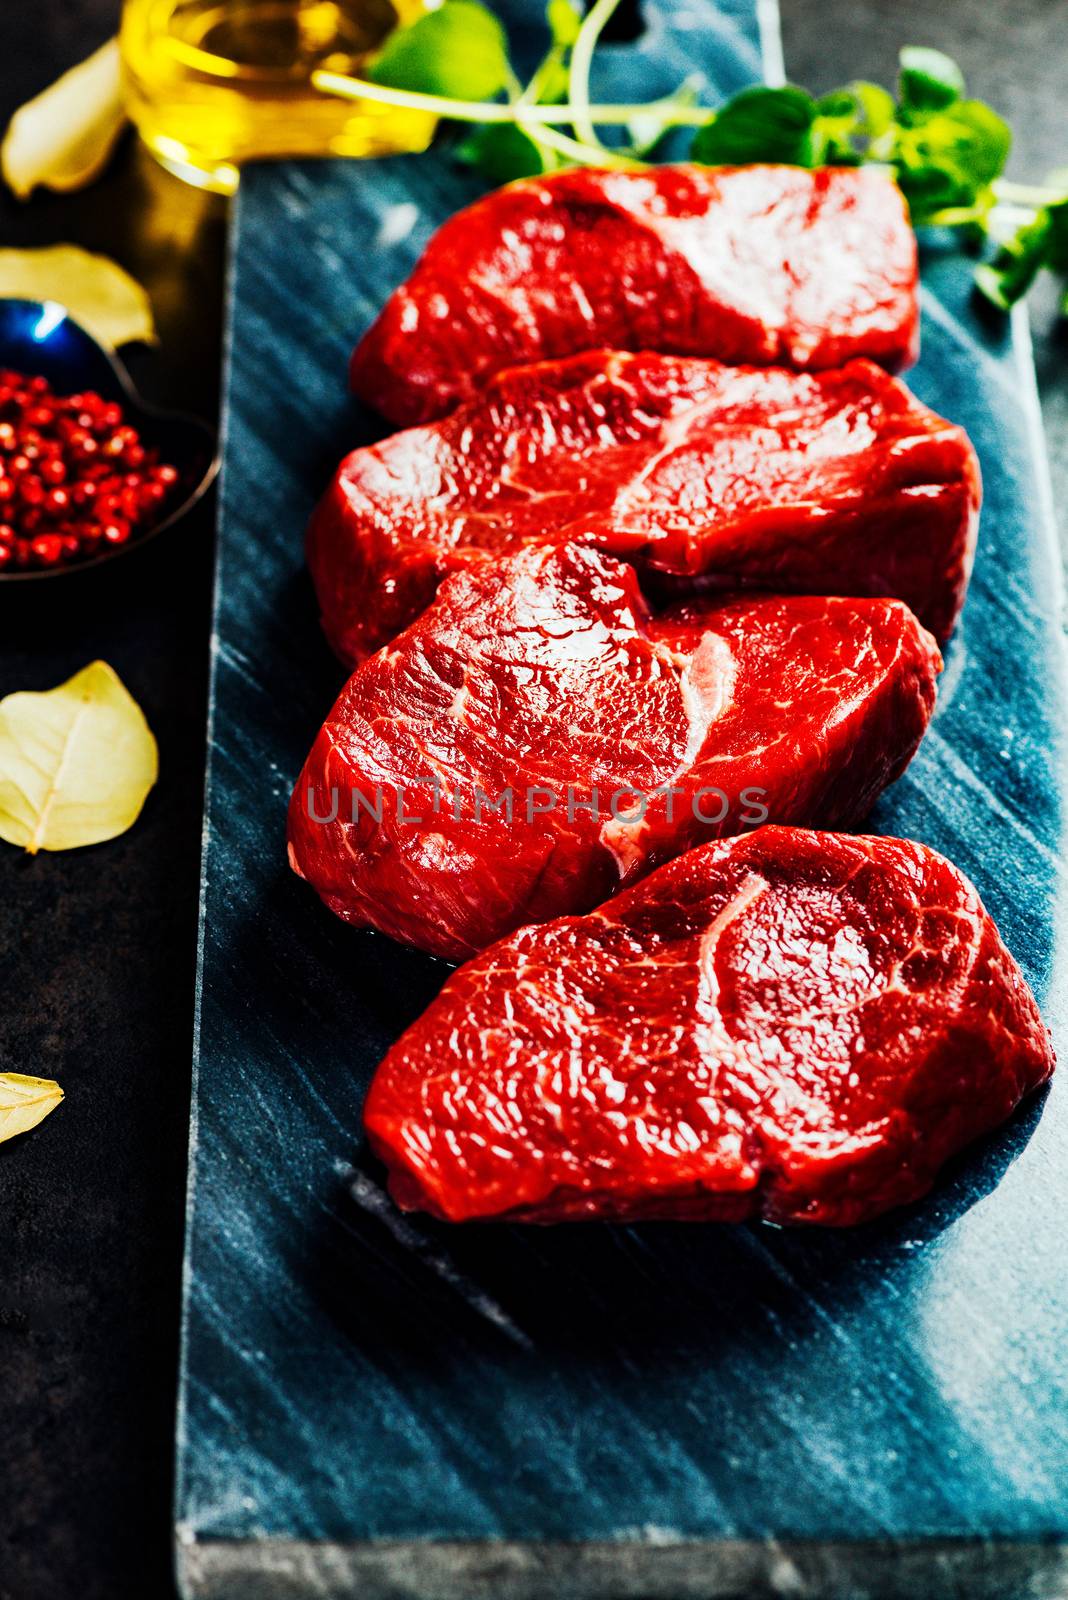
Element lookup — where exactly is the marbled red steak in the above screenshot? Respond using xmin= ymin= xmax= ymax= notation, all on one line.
xmin=364 ymin=827 xmax=1054 ymax=1227
xmin=312 ymin=352 xmax=979 ymax=666
xmin=287 ymin=546 xmax=940 ymax=961
xmin=351 ymin=164 xmax=919 ymax=426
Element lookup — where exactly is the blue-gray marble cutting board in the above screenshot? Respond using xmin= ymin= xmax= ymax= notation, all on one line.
xmin=175 ymin=3 xmax=1068 ymax=1595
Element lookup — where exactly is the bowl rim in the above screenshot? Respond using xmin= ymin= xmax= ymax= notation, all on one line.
xmin=0 ymin=298 xmax=220 ymax=583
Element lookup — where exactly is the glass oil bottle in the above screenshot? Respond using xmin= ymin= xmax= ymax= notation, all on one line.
xmin=120 ymin=0 xmax=436 ymax=192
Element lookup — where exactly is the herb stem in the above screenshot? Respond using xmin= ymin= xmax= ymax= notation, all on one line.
xmin=994 ymin=179 xmax=1068 ymax=206
xmin=516 ymin=43 xmax=562 ymax=108
xmin=923 ymin=205 xmax=985 ymax=226
xmin=312 ymin=70 xmax=714 ymax=126
xmin=531 ymin=125 xmax=645 ymax=168
xmin=568 ymin=0 xmax=622 ymax=149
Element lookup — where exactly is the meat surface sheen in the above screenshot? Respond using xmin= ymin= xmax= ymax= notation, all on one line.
xmin=312 ymin=352 xmax=979 ymax=665
xmin=351 ymin=164 xmax=919 ymax=426
xmin=364 ymin=827 xmax=1055 ymax=1227
xmin=287 ymin=546 xmax=941 ymax=961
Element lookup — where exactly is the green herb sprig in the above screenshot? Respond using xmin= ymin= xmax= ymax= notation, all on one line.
xmin=313 ymin=4 xmax=1068 ymax=314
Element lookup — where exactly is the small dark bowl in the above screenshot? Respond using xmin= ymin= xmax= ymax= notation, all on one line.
xmin=0 ymin=298 xmax=218 ymax=582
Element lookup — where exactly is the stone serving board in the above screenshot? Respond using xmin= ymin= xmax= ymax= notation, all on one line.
xmin=175 ymin=1 xmax=1068 ymax=1594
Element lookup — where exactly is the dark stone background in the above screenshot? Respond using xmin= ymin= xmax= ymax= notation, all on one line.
xmin=0 ymin=3 xmax=1064 ymax=1597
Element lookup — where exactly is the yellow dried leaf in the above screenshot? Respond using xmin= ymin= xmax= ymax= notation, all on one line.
xmin=0 ymin=1074 xmax=64 ymax=1144
xmin=0 ymin=661 xmax=159 ymax=855
xmin=2 ymin=38 xmax=126 ymax=200
xmin=0 ymin=245 xmax=155 ymax=350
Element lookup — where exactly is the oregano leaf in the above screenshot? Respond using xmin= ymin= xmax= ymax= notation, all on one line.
xmin=692 ymin=85 xmax=818 ymax=168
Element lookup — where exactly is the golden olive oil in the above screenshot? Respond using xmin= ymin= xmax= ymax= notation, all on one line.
xmin=119 ymin=0 xmax=436 ymax=193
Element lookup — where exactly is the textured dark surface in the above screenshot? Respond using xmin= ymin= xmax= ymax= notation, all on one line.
xmin=0 ymin=6 xmax=224 ymax=1600
xmin=1 ymin=3 xmax=1067 ymax=1600
xmin=177 ymin=2 xmax=1068 ymax=1597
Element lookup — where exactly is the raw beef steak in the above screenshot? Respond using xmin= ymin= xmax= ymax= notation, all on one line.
xmin=351 ymin=165 xmax=919 ymax=426
xmin=312 ymin=352 xmax=979 ymax=665
xmin=288 ymin=546 xmax=940 ymax=961
xmin=365 ymin=827 xmax=1054 ymax=1227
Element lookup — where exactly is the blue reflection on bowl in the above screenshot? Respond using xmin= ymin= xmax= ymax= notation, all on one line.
xmin=0 ymin=298 xmax=218 ymax=581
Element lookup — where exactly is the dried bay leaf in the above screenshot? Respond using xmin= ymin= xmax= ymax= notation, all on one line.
xmin=0 ymin=1074 xmax=64 ymax=1144
xmin=0 ymin=245 xmax=156 ymax=350
xmin=2 ymin=38 xmax=126 ymax=200
xmin=0 ymin=661 xmax=158 ymax=854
